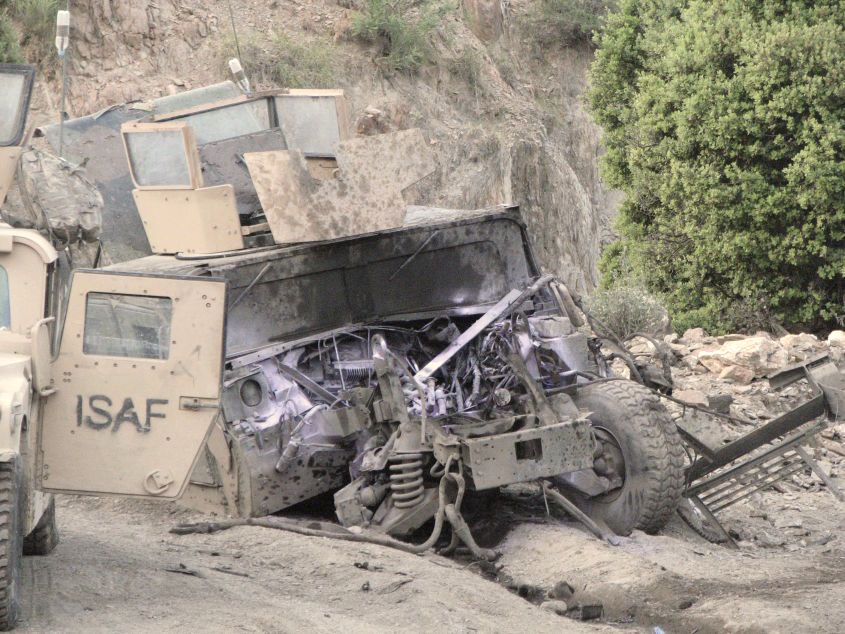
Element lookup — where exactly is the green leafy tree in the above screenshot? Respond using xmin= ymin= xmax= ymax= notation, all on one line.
xmin=589 ymin=0 xmax=844 ymax=333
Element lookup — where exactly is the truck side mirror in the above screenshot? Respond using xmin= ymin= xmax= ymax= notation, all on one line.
xmin=30 ymin=316 xmax=55 ymax=396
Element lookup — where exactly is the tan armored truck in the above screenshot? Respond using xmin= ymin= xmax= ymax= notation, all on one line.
xmin=3 ymin=63 xmax=844 ymax=630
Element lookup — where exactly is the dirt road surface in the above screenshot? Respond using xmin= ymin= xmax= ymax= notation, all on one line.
xmin=18 ymin=496 xmax=610 ymax=633
xmin=18 ymin=483 xmax=844 ymax=633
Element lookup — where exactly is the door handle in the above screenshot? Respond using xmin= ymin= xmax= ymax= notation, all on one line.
xmin=179 ymin=396 xmax=219 ymax=411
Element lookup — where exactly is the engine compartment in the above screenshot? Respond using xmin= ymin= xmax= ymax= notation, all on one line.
xmin=221 ymin=278 xmax=603 ymax=534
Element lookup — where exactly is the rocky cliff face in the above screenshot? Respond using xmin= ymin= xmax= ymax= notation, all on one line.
xmin=31 ymin=0 xmax=617 ymax=292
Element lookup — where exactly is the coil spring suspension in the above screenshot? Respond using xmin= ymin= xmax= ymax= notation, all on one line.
xmin=389 ymin=453 xmax=425 ymax=508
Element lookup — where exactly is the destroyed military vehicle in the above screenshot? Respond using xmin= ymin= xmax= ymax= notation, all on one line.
xmin=3 ymin=62 xmax=845 ymax=630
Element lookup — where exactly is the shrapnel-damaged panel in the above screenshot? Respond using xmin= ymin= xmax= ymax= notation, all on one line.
xmin=39 ymin=271 xmax=227 ymax=499
xmin=245 ymin=128 xmax=435 ymax=244
xmin=232 ymin=414 xmax=360 ymax=516
xmin=461 ymin=418 xmax=594 ymax=490
xmin=133 ymin=185 xmax=243 ymax=254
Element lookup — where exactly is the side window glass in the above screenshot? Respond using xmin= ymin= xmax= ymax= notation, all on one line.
xmin=0 ymin=266 xmax=9 ymax=329
xmin=125 ymin=130 xmax=192 ymax=187
xmin=177 ymin=101 xmax=270 ymax=145
xmin=83 ymin=292 xmax=172 ymax=359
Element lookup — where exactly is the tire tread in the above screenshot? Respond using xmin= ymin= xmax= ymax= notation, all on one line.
xmin=577 ymin=380 xmax=685 ymax=534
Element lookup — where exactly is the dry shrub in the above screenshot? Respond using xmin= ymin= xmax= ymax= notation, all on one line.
xmin=585 ymin=283 xmax=669 ymax=340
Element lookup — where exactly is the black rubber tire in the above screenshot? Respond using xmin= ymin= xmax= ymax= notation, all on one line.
xmin=572 ymin=380 xmax=685 ymax=536
xmin=23 ymin=496 xmax=59 ymax=556
xmin=0 ymin=461 xmax=22 ymax=631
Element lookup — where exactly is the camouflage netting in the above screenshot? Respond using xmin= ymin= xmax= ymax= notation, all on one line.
xmin=1 ymin=147 xmax=104 ymax=266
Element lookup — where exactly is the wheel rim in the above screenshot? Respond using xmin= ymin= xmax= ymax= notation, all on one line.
xmin=591 ymin=426 xmax=626 ymax=499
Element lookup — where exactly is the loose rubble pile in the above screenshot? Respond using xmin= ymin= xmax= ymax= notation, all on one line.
xmin=624 ymin=327 xmax=845 ymax=543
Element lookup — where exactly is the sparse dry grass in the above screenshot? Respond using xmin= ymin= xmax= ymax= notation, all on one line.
xmin=585 ymin=283 xmax=669 ymax=339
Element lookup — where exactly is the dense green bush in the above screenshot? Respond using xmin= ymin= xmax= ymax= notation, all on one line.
xmin=589 ymin=0 xmax=844 ymax=333
xmin=352 ymin=0 xmax=443 ymax=73
xmin=0 ymin=12 xmax=22 ymax=63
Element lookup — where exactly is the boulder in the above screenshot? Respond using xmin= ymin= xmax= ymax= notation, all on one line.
xmin=681 ymin=327 xmax=708 ymax=343
xmin=549 ymin=580 xmax=574 ymax=601
xmin=828 ymin=330 xmax=845 ymax=349
xmin=627 ymin=336 xmax=656 ymax=355
xmin=697 ymin=336 xmax=789 ymax=381
xmin=669 ymin=342 xmax=691 ymax=357
xmin=609 ymin=357 xmax=631 ymax=379
xmin=780 ymin=333 xmax=822 ymax=361
xmin=716 ymin=333 xmax=747 ymax=344
xmin=540 ymin=600 xmax=570 ymax=616
xmin=681 ymin=355 xmax=707 ymax=374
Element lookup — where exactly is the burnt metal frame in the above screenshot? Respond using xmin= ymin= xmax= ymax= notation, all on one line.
xmin=686 ymin=392 xmax=826 ymax=481
xmin=679 ymin=358 xmax=844 ymax=545
xmin=686 ymin=420 xmax=826 ymax=510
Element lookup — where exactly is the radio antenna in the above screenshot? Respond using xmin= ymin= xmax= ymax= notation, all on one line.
xmin=226 ymin=0 xmax=244 ymax=69
xmin=55 ymin=6 xmax=70 ymax=157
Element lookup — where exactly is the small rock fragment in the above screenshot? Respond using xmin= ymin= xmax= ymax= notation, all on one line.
xmin=674 ymin=389 xmax=709 ymax=407
xmin=718 ymin=364 xmax=755 ymax=384
xmin=681 ymin=355 xmax=705 ymax=372
xmin=549 ymin=580 xmax=574 ymax=601
xmin=755 ymin=531 xmax=786 ymax=548
xmin=540 ymin=600 xmax=569 ymax=616
xmin=708 ymin=393 xmax=733 ymax=414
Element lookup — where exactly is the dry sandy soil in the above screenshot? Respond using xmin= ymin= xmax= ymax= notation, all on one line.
xmin=18 ymin=495 xmax=610 ymax=634
xmin=16 ymin=478 xmax=844 ymax=634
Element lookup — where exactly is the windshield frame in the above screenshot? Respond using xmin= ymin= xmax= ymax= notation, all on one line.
xmin=0 ymin=64 xmax=36 ymax=147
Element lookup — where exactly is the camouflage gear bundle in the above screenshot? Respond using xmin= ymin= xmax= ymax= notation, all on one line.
xmin=2 ymin=147 xmax=102 ymax=246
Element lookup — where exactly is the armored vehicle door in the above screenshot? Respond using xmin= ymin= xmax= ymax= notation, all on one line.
xmin=38 ymin=271 xmax=227 ymax=499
